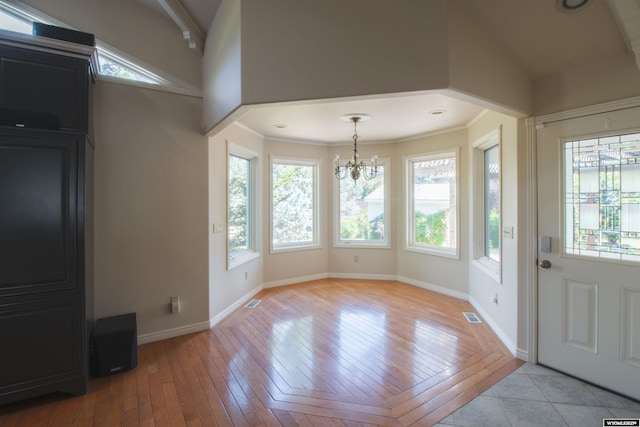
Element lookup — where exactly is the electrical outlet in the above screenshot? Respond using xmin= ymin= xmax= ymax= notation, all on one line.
xmin=491 ymin=293 xmax=499 ymax=305
xmin=170 ymin=296 xmax=180 ymax=313
xmin=354 ymin=255 xmax=359 ymax=262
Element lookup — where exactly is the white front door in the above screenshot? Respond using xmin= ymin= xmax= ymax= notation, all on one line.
xmin=537 ymin=106 xmax=640 ymax=400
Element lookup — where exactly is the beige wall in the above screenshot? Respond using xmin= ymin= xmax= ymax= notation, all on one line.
xmin=262 ymin=140 xmax=329 ymax=285
xmin=93 ymin=81 xmax=209 ymax=339
xmin=395 ymin=129 xmax=470 ymax=296
xmin=22 ymin=0 xmax=202 ymax=90
xmin=533 ymin=52 xmax=640 ymax=115
xmin=203 ymin=0 xmax=242 ymax=133
xmin=328 ymin=142 xmax=398 ymax=278
xmin=203 ymin=0 xmax=532 ymax=132
xmin=208 ymin=124 xmax=264 ymax=322
xmin=467 ymin=111 xmax=521 ymax=354
xmin=240 ymin=0 xmax=449 ymax=105
xmin=447 ymin=2 xmax=531 ymax=116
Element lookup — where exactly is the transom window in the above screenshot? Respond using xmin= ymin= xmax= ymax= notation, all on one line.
xmin=0 ymin=1 xmax=196 ymax=94
xmin=405 ymin=151 xmax=459 ymax=258
xmin=564 ymin=132 xmax=640 ymax=262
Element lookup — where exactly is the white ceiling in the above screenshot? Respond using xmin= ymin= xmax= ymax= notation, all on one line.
xmin=136 ymin=0 xmax=635 ymax=144
xmin=236 ymin=93 xmax=485 ymax=145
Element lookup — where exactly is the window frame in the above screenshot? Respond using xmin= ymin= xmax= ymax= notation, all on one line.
xmin=270 ymin=155 xmax=321 ymax=253
xmin=472 ymin=127 xmax=502 ymax=282
xmin=333 ymin=157 xmax=391 ymax=248
xmin=227 ymin=142 xmax=260 ymax=270
xmin=404 ymin=149 xmax=460 ymax=259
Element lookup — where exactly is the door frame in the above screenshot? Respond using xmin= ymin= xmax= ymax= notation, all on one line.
xmin=527 ymin=95 xmax=640 ymax=365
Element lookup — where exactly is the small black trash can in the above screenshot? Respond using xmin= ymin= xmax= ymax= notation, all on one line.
xmin=91 ymin=312 xmax=137 ymax=376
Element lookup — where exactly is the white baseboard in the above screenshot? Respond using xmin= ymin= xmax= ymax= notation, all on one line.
xmin=469 ymin=295 xmax=518 ymax=357
xmin=137 ymin=321 xmax=211 ymax=345
xmin=209 ymin=284 xmax=264 ymax=328
xmin=263 ymin=273 xmax=328 ymax=289
xmin=137 ymin=275 xmax=524 ymax=362
xmin=328 ymin=272 xmax=398 ymax=281
xmin=397 ymin=275 xmax=469 ymax=301
xmin=515 ymin=348 xmax=529 ymax=362
xmin=137 ymin=285 xmax=264 ymax=345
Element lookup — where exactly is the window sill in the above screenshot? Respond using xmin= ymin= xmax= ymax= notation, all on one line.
xmin=472 ymin=257 xmax=501 ymax=283
xmin=334 ymin=241 xmax=390 ymax=249
xmin=228 ymin=251 xmax=260 ymax=271
xmin=271 ymin=243 xmax=321 ymax=254
xmin=404 ymin=244 xmax=459 ymax=259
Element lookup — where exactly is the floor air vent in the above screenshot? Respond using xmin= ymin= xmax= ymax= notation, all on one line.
xmin=463 ymin=312 xmax=481 ymax=323
xmin=245 ymin=299 xmax=262 ymax=308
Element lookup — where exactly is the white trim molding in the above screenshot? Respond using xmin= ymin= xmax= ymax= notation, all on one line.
xmin=155 ymin=0 xmax=204 ymax=54
xmin=263 ymin=273 xmax=329 ymax=289
xmin=469 ymin=296 xmax=518 ymax=357
xmin=526 ymin=116 xmax=538 ymax=364
xmin=209 ymin=284 xmax=264 ymax=328
xmin=535 ymin=96 xmax=640 ymax=126
xmin=608 ymin=0 xmax=640 ymax=72
xmin=137 ymin=275 xmax=526 ymax=361
xmin=397 ymin=275 xmax=468 ymax=301
xmin=137 ymin=321 xmax=211 ymax=345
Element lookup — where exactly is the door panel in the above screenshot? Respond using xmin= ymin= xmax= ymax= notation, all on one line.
xmin=562 ymin=278 xmax=597 ymax=354
xmin=0 ymin=131 xmax=78 ymax=297
xmin=537 ymin=107 xmax=640 ymax=400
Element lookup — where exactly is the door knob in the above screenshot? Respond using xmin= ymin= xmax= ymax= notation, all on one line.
xmin=539 ymin=259 xmax=552 ymax=268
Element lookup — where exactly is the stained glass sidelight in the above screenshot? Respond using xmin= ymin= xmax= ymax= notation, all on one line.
xmin=564 ymin=133 xmax=640 ymax=262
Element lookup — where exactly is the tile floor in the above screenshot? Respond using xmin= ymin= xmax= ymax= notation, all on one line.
xmin=436 ymin=363 xmax=640 ymax=427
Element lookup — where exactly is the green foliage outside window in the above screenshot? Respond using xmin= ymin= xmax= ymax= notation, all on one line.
xmin=339 ymin=167 xmax=385 ymax=242
xmin=228 ymin=155 xmax=249 ymax=255
xmin=341 ymin=212 xmax=384 ymax=241
xmin=414 ymin=210 xmax=448 ymax=246
xmin=272 ymin=163 xmax=314 ymax=245
xmin=488 ymin=208 xmax=500 ymax=257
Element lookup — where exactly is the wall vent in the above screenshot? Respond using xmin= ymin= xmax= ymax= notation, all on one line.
xmin=463 ymin=312 xmax=481 ymax=323
xmin=245 ymin=299 xmax=262 ymax=308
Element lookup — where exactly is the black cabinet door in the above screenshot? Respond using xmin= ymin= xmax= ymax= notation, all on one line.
xmin=0 ymin=130 xmax=78 ymax=297
xmin=0 ymin=45 xmax=89 ymax=132
xmin=0 ymin=294 xmax=86 ymax=402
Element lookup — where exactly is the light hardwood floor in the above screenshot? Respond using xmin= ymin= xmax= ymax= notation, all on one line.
xmin=0 ymin=279 xmax=523 ymax=426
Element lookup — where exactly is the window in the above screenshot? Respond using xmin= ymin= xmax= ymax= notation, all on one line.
xmin=484 ymin=145 xmax=500 ymax=262
xmin=0 ymin=1 xmax=200 ymax=96
xmin=564 ymin=132 xmax=640 ymax=263
xmin=227 ymin=143 xmax=259 ymax=269
xmin=405 ymin=151 xmax=459 ymax=257
xmin=472 ymin=128 xmax=501 ymax=278
xmin=271 ymin=157 xmax=320 ymax=252
xmin=335 ymin=159 xmax=389 ymax=247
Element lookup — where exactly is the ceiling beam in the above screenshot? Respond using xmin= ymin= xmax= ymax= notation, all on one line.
xmin=155 ymin=0 xmax=204 ymax=55
xmin=608 ymin=0 xmax=640 ymax=71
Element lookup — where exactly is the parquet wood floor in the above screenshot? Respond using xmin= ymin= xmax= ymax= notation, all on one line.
xmin=0 ymin=279 xmax=523 ymax=426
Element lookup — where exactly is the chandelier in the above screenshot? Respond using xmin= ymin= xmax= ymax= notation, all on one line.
xmin=334 ymin=114 xmax=378 ymax=181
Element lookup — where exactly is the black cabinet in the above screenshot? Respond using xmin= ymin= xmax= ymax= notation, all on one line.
xmin=0 ymin=35 xmax=94 ymax=405
xmin=0 ymin=45 xmax=90 ymax=132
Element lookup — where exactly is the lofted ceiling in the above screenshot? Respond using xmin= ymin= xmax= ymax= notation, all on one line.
xmin=135 ymin=0 xmax=639 ymax=144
